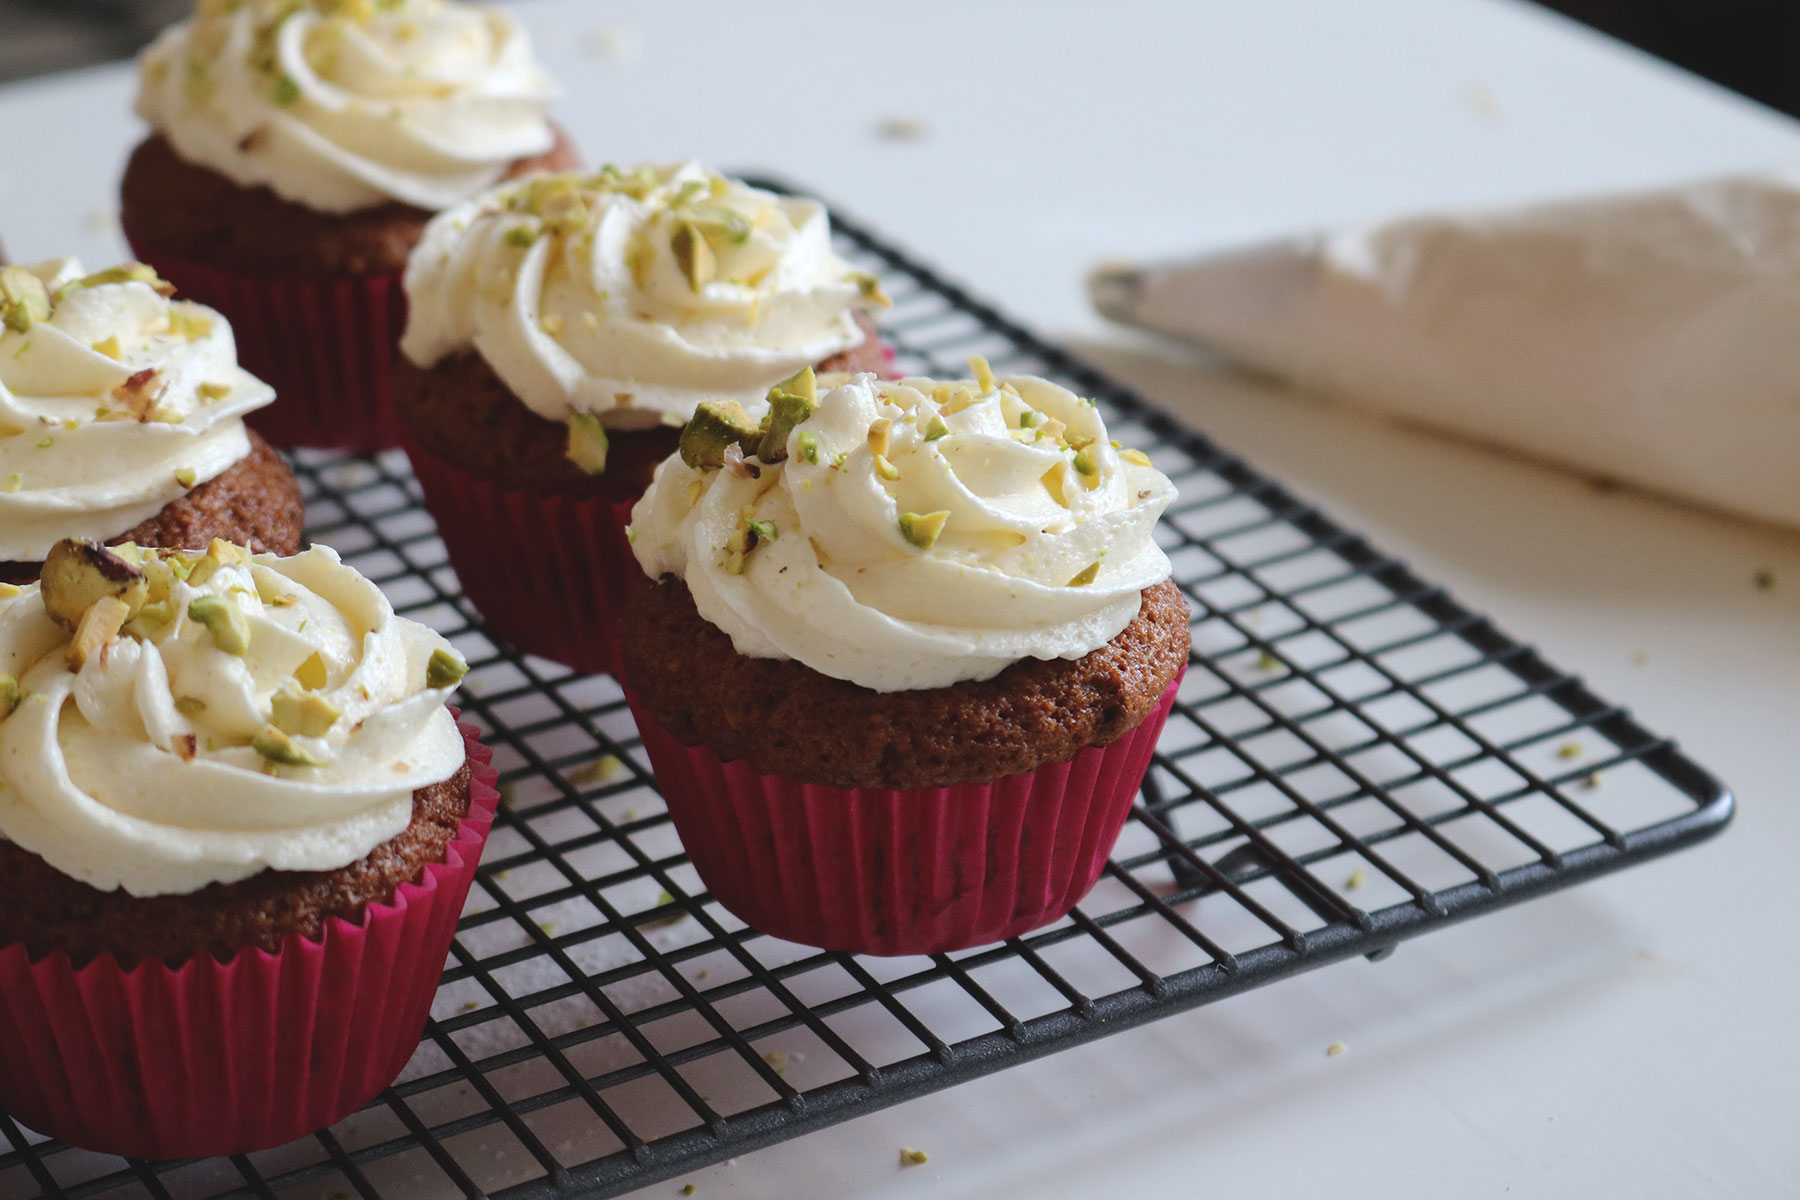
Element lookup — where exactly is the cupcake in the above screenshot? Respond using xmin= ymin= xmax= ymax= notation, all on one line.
xmin=0 ymin=537 xmax=494 ymax=1158
xmin=0 ymin=257 xmax=303 ymax=585
xmin=122 ymin=0 xmax=575 ymax=450
xmin=395 ymin=162 xmax=890 ymax=674
xmin=621 ymin=365 xmax=1190 ymax=955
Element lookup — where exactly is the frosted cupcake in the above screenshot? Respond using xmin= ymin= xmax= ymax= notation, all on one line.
xmin=0 ymin=538 xmax=497 ymax=1157
xmin=395 ymin=162 xmax=889 ymax=674
xmin=122 ymin=0 xmax=576 ymax=449
xmin=0 ymin=257 xmax=302 ymax=584
xmin=622 ymin=365 xmax=1190 ymax=954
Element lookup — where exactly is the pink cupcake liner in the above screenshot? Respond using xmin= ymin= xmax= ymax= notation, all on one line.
xmin=627 ymin=671 xmax=1183 ymax=956
xmin=0 ymin=719 xmax=497 ymax=1160
xmin=406 ymin=444 xmax=636 ymax=677
xmin=122 ymin=228 xmax=409 ymax=452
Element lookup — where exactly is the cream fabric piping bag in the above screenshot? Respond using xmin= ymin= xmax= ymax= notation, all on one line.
xmin=1091 ymin=169 xmax=1800 ymax=530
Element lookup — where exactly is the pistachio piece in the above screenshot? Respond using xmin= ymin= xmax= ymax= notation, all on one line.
xmin=252 ymin=725 xmax=327 ymax=768
xmin=758 ymin=367 xmax=818 ymax=462
xmin=968 ymin=355 xmax=997 ymax=394
xmin=846 ymin=271 xmax=893 ymax=308
xmin=271 ymin=687 xmax=340 ymax=738
xmin=68 ymin=262 xmax=175 ymax=297
xmin=898 ymin=510 xmax=950 ymax=550
xmin=184 ymin=538 xmax=251 ymax=587
xmin=873 ymin=453 xmax=901 ymax=481
xmin=188 ymin=595 xmax=250 ymax=655
xmin=566 ymin=412 xmax=610 ymax=474
xmin=1067 ymin=561 xmax=1102 ymax=587
xmin=0 ymin=266 xmax=52 ymax=333
xmin=679 ymin=399 xmax=761 ymax=469
xmin=427 ymin=647 xmax=469 ymax=689
xmin=296 ymin=652 xmax=329 ymax=691
xmin=113 ymin=367 xmax=163 ymax=422
xmin=923 ymin=414 xmax=950 ymax=441
xmin=867 ymin=417 xmax=892 ymax=458
xmin=126 ymin=599 xmax=175 ymax=640
xmin=68 ymin=596 xmax=130 ymax=671
xmin=92 ymin=336 xmax=124 ymax=361
xmin=174 ymin=695 xmax=207 ymax=718
xmin=0 ymin=674 xmax=19 ymax=721
xmin=1119 ymin=447 xmax=1154 ymax=467
xmin=41 ymin=539 xmax=147 ymax=629
xmin=1072 ymin=446 xmax=1101 ymax=487
xmin=796 ymin=430 xmax=821 ymax=464
xmin=670 ymin=220 xmax=716 ymax=292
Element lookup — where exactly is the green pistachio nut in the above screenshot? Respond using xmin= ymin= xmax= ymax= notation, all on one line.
xmin=0 ymin=266 xmax=51 ymax=333
xmin=271 ymin=687 xmax=341 ymax=738
xmin=679 ymin=399 xmax=761 ymax=469
xmin=671 ymin=220 xmax=716 ymax=292
xmin=40 ymin=539 xmax=147 ymax=630
xmin=188 ymin=595 xmax=250 ymax=655
xmin=1067 ymin=561 xmax=1102 ymax=587
xmin=0 ymin=674 xmax=19 ymax=721
xmin=757 ymin=367 xmax=818 ymax=461
xmin=252 ymin=725 xmax=328 ymax=768
xmin=427 ymin=647 xmax=469 ymax=689
xmin=898 ymin=510 xmax=950 ymax=550
xmin=566 ymin=412 xmax=610 ymax=475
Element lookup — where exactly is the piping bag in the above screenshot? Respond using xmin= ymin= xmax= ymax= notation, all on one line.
xmin=1090 ymin=169 xmax=1800 ymax=530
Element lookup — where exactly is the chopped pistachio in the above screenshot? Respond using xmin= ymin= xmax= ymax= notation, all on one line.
xmin=868 ymin=417 xmax=893 ymax=457
xmin=873 ymin=453 xmax=901 ymax=481
xmin=68 ymin=596 xmax=131 ymax=671
xmin=175 ymin=467 xmax=198 ymax=488
xmin=272 ymin=73 xmax=301 ymax=106
xmin=0 ymin=674 xmax=19 ymax=721
xmin=796 ymin=430 xmax=821 ymax=464
xmin=1346 ymin=868 xmax=1367 ymax=891
xmin=175 ymin=696 xmax=207 ymax=718
xmin=757 ymin=366 xmax=818 ymax=462
xmin=1018 ymin=410 xmax=1041 ymax=430
xmin=253 ymin=725 xmax=327 ymax=767
xmin=566 ymin=412 xmax=610 ymax=474
xmin=427 ymin=647 xmax=469 ymax=689
xmin=1326 ymin=1041 xmax=1347 ymax=1058
xmin=113 ymin=367 xmax=163 ymax=422
xmin=0 ymin=474 xmax=18 ymax=493
xmin=670 ymin=220 xmax=716 ymax=292
xmin=679 ymin=399 xmax=760 ymax=468
xmin=900 ymin=1148 xmax=930 ymax=1166
xmin=1556 ymin=741 xmax=1582 ymax=760
xmin=923 ymin=414 xmax=950 ymax=441
xmin=271 ymin=687 xmax=340 ymax=738
xmin=968 ymin=355 xmax=997 ymax=393
xmin=0 ymin=583 xmax=18 ymax=599
xmin=296 ymin=652 xmax=329 ymax=691
xmin=570 ymin=754 xmax=624 ymax=785
xmin=69 ymin=262 xmax=174 ymax=297
xmin=898 ymin=510 xmax=949 ymax=550
xmin=1120 ymin=447 xmax=1153 ymax=468
xmin=188 ymin=595 xmax=250 ymax=655
xmin=1072 ymin=445 xmax=1101 ymax=487
xmin=184 ymin=538 xmax=250 ymax=587
xmin=747 ymin=518 xmax=778 ymax=543
xmin=41 ymin=539 xmax=147 ymax=629
xmin=91 ymin=336 xmax=124 ymax=361
xmin=504 ymin=224 xmax=537 ymax=248
xmin=1067 ymin=561 xmax=1101 ymax=587
xmin=0 ymin=267 xmax=52 ymax=333
xmin=847 ymin=271 xmax=893 ymax=308
xmin=127 ymin=599 xmax=175 ymax=640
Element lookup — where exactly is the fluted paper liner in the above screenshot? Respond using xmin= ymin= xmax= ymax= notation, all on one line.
xmin=406 ymin=444 xmax=636 ymax=677
xmin=123 ymin=229 xmax=409 ymax=451
xmin=628 ymin=673 xmax=1182 ymax=956
xmin=0 ymin=720 xmax=497 ymax=1159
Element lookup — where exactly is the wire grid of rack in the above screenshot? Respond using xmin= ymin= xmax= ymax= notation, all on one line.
xmin=0 ymin=185 xmax=1732 ymax=1200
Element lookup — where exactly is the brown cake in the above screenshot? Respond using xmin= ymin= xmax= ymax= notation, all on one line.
xmin=0 ymin=760 xmax=471 ymax=968
xmin=0 ymin=430 xmax=304 ymax=586
xmin=624 ymin=577 xmax=1190 ymax=789
xmin=392 ymin=312 xmax=889 ymax=501
xmin=120 ymin=126 xmax=581 ymax=279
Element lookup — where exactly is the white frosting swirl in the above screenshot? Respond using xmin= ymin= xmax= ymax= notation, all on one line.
xmin=137 ymin=0 xmax=558 ymax=215
xmin=401 ymin=162 xmax=880 ymax=427
xmin=631 ymin=371 xmax=1178 ymax=691
xmin=0 ymin=544 xmax=468 ymax=897
xmin=0 ymin=258 xmax=273 ymax=562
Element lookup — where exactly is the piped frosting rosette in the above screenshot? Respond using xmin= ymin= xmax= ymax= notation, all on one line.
xmin=0 ymin=539 xmax=468 ymax=897
xmin=0 ymin=259 xmax=272 ymax=562
xmin=137 ymin=0 xmax=559 ymax=215
xmin=402 ymin=162 xmax=887 ymax=435
xmin=630 ymin=362 xmax=1178 ymax=691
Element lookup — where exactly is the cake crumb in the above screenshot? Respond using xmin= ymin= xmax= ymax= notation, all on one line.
xmin=571 ymin=754 xmax=624 ymax=785
xmin=1326 ymin=1041 xmax=1347 ymax=1057
xmin=679 ymin=1186 xmax=696 ymax=1196
xmin=1345 ymin=868 xmax=1366 ymax=891
xmin=1556 ymin=741 xmax=1582 ymax=760
xmin=899 ymin=1147 xmax=930 ymax=1166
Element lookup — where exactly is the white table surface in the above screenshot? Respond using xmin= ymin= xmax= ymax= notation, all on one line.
xmin=3 ymin=1 xmax=1798 ymax=1196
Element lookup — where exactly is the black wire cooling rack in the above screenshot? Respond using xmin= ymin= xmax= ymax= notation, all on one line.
xmin=0 ymin=184 xmax=1733 ymax=1200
